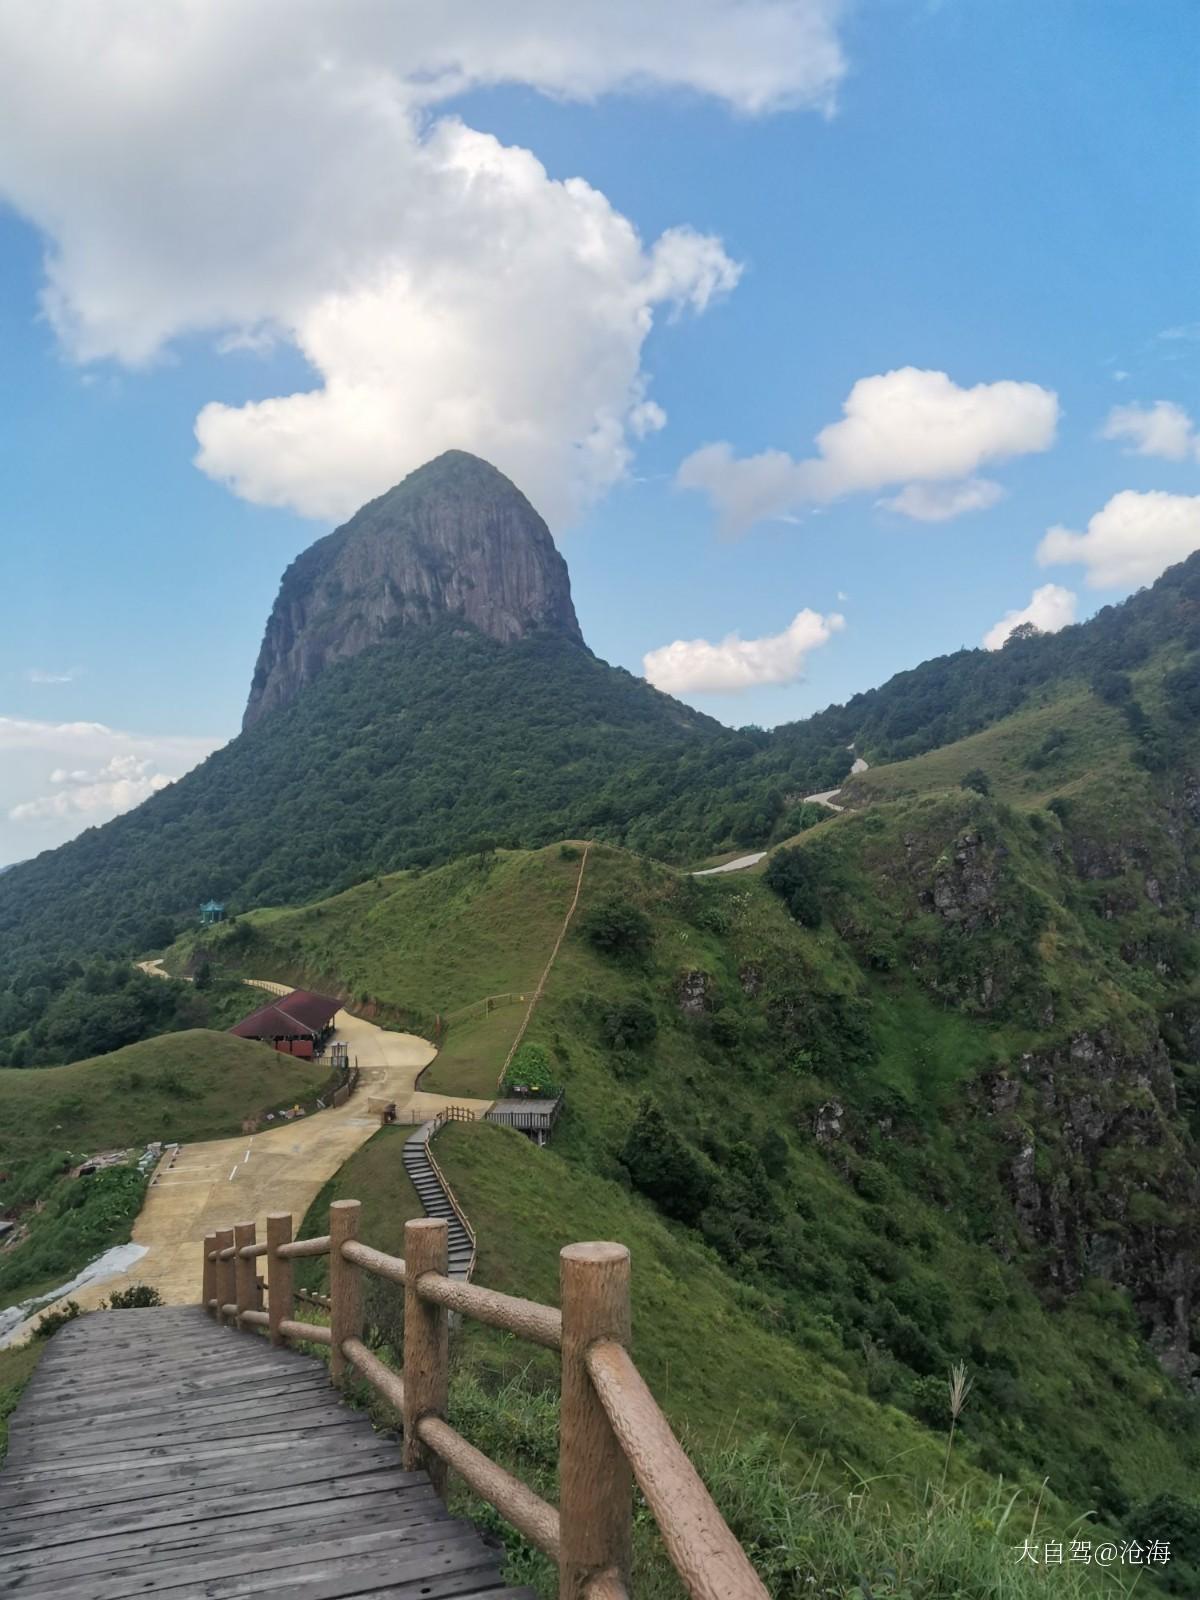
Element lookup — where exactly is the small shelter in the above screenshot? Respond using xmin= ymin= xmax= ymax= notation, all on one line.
xmin=199 ymin=899 xmax=225 ymax=926
xmin=228 ymin=989 xmax=340 ymax=1058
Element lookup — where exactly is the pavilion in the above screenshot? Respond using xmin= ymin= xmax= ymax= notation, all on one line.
xmin=228 ymin=989 xmax=341 ymax=1058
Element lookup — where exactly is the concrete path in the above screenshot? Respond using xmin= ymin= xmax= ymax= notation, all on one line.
xmin=804 ymin=751 xmax=870 ymax=813
xmin=691 ymin=852 xmax=767 ymax=877
xmin=4 ymin=986 xmax=491 ymax=1343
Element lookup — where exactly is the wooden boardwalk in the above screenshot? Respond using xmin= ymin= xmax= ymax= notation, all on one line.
xmin=0 ymin=1306 xmax=534 ymax=1599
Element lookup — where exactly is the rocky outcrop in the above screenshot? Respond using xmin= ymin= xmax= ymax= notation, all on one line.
xmin=980 ymin=1029 xmax=1199 ymax=1384
xmin=243 ymin=451 xmax=583 ymax=728
xmin=677 ymin=970 xmax=714 ymax=1017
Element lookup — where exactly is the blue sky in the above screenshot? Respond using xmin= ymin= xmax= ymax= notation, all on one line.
xmin=0 ymin=1 xmax=1196 ymax=863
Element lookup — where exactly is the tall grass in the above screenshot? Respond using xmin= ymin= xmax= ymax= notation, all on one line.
xmin=443 ymin=1361 xmax=1135 ymax=1600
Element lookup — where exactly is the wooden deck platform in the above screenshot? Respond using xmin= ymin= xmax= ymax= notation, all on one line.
xmin=0 ymin=1306 xmax=535 ymax=1599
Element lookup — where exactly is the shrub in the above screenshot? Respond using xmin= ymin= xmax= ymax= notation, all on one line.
xmin=619 ymin=1097 xmax=711 ymax=1225
xmin=102 ymin=1284 xmax=164 ymax=1309
xmin=763 ymin=846 xmax=823 ymax=929
xmin=959 ymin=768 xmax=991 ymax=796
xmin=599 ymin=1000 xmax=657 ymax=1052
xmin=580 ymin=899 xmax=653 ymax=963
xmin=34 ymin=1300 xmax=81 ymax=1339
xmin=501 ymin=1042 xmax=560 ymax=1097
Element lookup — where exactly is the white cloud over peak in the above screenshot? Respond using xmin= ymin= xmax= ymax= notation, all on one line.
xmin=982 ymin=584 xmax=1077 ymax=651
xmin=677 ymin=368 xmax=1059 ymax=534
xmin=643 ymin=609 xmax=844 ymax=695
xmin=0 ymin=716 xmax=220 ymax=862
xmin=1102 ymin=401 xmax=1200 ymax=463
xmin=0 ymin=2 xmax=844 ymax=527
xmin=1038 ymin=490 xmax=1200 ymax=590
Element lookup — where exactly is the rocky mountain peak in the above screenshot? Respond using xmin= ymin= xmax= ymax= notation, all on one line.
xmin=242 ymin=451 xmax=584 ymax=728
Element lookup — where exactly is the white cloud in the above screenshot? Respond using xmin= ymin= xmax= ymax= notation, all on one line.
xmin=982 ymin=584 xmax=1077 ymax=651
xmin=677 ymin=368 xmax=1059 ymax=533
xmin=879 ymin=478 xmax=1005 ymax=522
xmin=1102 ymin=400 xmax=1200 ymax=463
xmin=1038 ymin=490 xmax=1200 ymax=589
xmin=11 ymin=755 xmax=174 ymax=822
xmin=0 ymin=3 xmax=844 ymax=528
xmin=24 ymin=667 xmax=80 ymax=685
xmin=0 ymin=716 xmax=220 ymax=862
xmin=643 ymin=608 xmax=844 ymax=695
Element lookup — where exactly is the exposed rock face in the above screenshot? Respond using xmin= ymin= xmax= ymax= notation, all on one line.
xmin=243 ymin=451 xmax=583 ymax=728
xmin=677 ymin=970 xmax=714 ymax=1018
xmin=980 ymin=1029 xmax=1200 ymax=1385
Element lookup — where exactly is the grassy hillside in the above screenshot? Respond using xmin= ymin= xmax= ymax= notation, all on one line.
xmin=0 ymin=1030 xmax=328 ymax=1311
xmin=292 ymin=1122 xmax=1145 ymax=1598
xmin=0 ymin=1030 xmax=327 ymax=1169
xmin=188 ymin=833 xmax=1200 ymax=1592
xmin=169 ymin=844 xmax=585 ymax=1026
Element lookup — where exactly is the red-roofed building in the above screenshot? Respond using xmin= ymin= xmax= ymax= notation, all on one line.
xmin=229 ymin=990 xmax=341 ymax=1058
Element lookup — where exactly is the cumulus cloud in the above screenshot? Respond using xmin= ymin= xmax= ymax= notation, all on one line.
xmin=1102 ymin=401 xmax=1200 ymax=463
xmin=878 ymin=478 xmax=1005 ymax=522
xmin=0 ymin=3 xmax=845 ymax=527
xmin=0 ymin=716 xmax=220 ymax=861
xmin=643 ymin=608 xmax=844 ymax=695
xmin=982 ymin=584 xmax=1077 ymax=651
xmin=677 ymin=368 xmax=1059 ymax=533
xmin=1038 ymin=490 xmax=1200 ymax=589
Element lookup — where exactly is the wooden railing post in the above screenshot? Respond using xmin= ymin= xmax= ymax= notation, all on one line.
xmin=213 ymin=1226 xmax=235 ymax=1326
xmin=558 ymin=1243 xmax=632 ymax=1599
xmin=404 ymin=1217 xmax=449 ymax=1498
xmin=202 ymin=1232 xmax=217 ymax=1316
xmin=266 ymin=1212 xmax=293 ymax=1347
xmin=329 ymin=1199 xmax=362 ymax=1385
xmin=234 ymin=1221 xmax=257 ymax=1328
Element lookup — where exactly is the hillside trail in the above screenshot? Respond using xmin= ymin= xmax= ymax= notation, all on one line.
xmin=692 ymin=750 xmax=871 ymax=876
xmin=3 ymin=985 xmax=491 ymax=1344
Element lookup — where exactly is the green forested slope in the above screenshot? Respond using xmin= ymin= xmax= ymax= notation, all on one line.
xmin=6 ymin=548 xmax=1200 ymax=971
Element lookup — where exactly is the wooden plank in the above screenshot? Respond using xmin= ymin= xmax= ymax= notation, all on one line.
xmin=6 ymin=1489 xmax=443 ymax=1580
xmin=10 ymin=1373 xmax=332 ymax=1435
xmin=15 ymin=1399 xmax=362 ymax=1461
xmin=1 ymin=1417 xmax=385 ymax=1484
xmin=0 ymin=1440 xmax=405 ymax=1516
xmin=0 ymin=1466 xmax=430 ymax=1552
xmin=16 ymin=1525 xmax=497 ymax=1599
xmin=0 ymin=1306 xmax=534 ymax=1600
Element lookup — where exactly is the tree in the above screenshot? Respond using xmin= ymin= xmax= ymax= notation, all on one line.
xmin=960 ymin=768 xmax=991 ymax=796
xmin=581 ymin=899 xmax=653 ymax=963
xmin=764 ymin=846 xmax=823 ymax=928
xmin=1003 ymin=621 xmax=1040 ymax=646
xmin=619 ymin=1098 xmax=711 ymax=1224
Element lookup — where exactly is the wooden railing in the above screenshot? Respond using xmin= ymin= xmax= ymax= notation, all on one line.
xmin=425 ymin=1116 xmax=478 ymax=1278
xmin=202 ymin=1204 xmax=767 ymax=1600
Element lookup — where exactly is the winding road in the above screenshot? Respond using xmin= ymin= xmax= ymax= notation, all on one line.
xmin=691 ymin=750 xmax=870 ymax=876
xmin=2 ymin=988 xmax=491 ymax=1344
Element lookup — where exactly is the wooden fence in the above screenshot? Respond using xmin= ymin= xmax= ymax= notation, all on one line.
xmin=202 ymin=1203 xmax=767 ymax=1600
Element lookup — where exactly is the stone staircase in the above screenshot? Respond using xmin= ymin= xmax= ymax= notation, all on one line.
xmin=403 ymin=1122 xmax=475 ymax=1279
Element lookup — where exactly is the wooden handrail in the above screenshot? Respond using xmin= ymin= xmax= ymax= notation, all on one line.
xmin=200 ymin=1202 xmax=767 ymax=1599
xmin=585 ymin=1339 xmax=767 ymax=1599
xmin=417 ymin=1412 xmax=561 ymax=1560
xmin=425 ymin=1124 xmax=478 ymax=1279
xmin=276 ymin=1233 xmax=330 ymax=1259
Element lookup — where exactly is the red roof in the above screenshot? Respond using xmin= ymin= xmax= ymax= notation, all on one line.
xmin=229 ymin=989 xmax=341 ymax=1040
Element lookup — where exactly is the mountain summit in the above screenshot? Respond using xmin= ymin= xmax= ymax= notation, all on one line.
xmin=243 ymin=451 xmax=583 ymax=728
